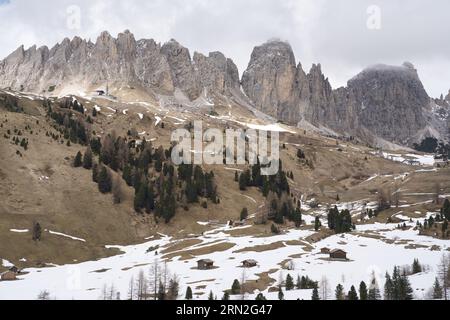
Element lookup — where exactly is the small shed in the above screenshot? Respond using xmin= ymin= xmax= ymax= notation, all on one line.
xmin=320 ymin=247 xmax=331 ymax=254
xmin=242 ymin=259 xmax=258 ymax=268
xmin=330 ymin=249 xmax=347 ymax=260
xmin=197 ymin=259 xmax=214 ymax=270
xmin=1 ymin=271 xmax=17 ymax=281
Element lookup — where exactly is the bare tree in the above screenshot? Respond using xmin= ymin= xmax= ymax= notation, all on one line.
xmin=240 ymin=268 xmax=247 ymax=301
xmin=149 ymin=259 xmax=160 ymax=300
xmin=320 ymin=276 xmax=331 ymax=300
xmin=37 ymin=290 xmax=51 ymax=300
xmin=136 ymin=270 xmax=148 ymax=300
xmin=128 ymin=275 xmax=135 ymax=300
xmin=438 ymin=253 xmax=449 ymax=300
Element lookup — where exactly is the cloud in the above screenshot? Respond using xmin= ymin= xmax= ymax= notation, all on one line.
xmin=0 ymin=0 xmax=448 ymax=97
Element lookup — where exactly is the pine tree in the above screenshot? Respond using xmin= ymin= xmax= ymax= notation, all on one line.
xmin=286 ymin=274 xmax=294 ymax=291
xmin=432 ymin=278 xmax=443 ymax=300
xmin=98 ymin=166 xmax=112 ymax=194
xmin=231 ymin=279 xmax=241 ymax=295
xmin=311 ymin=287 xmax=320 ymax=300
xmin=442 ymin=199 xmax=450 ymax=220
xmin=278 ymin=286 xmax=284 ymax=300
xmin=122 ymin=165 xmax=133 ymax=186
xmin=208 ymin=291 xmax=215 ymax=301
xmin=347 ymin=286 xmax=359 ymax=300
xmin=240 ymin=208 xmax=249 ymax=221
xmin=359 ymin=281 xmax=368 ymax=300
xmin=239 ymin=172 xmax=248 ymax=191
xmin=185 ymin=286 xmax=193 ymax=300
xmin=73 ymin=151 xmax=83 ymax=168
xmin=92 ymin=163 xmax=99 ymax=183
xmin=222 ymin=292 xmax=230 ymax=300
xmin=255 ymin=293 xmax=267 ymax=300
xmin=335 ymin=284 xmax=345 ymax=300
xmin=83 ymin=147 xmax=93 ymax=170
xmin=314 ymin=216 xmax=321 ymax=231
xmin=384 ymin=272 xmax=394 ymax=300
xmin=400 ymin=272 xmax=414 ymax=300
xmin=412 ymin=258 xmax=422 ymax=274
xmin=32 ymin=222 xmax=42 ymax=242
xmin=134 ymin=183 xmax=147 ymax=212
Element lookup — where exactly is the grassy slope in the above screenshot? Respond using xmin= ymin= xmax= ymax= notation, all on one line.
xmin=0 ymin=91 xmax=448 ymax=271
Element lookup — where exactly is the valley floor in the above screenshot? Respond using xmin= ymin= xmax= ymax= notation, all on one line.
xmin=0 ymin=205 xmax=448 ymax=300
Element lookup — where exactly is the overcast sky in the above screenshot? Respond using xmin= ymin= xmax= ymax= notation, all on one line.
xmin=0 ymin=0 xmax=449 ymax=97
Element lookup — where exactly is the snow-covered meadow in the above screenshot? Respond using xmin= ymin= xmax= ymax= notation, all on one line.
xmin=0 ymin=212 xmax=448 ymax=300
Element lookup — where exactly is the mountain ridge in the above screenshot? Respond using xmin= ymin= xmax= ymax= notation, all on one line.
xmin=0 ymin=30 xmax=449 ymax=148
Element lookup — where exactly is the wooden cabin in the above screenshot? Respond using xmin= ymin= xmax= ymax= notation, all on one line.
xmin=330 ymin=249 xmax=347 ymax=260
xmin=197 ymin=259 xmax=214 ymax=270
xmin=242 ymin=259 xmax=258 ymax=268
xmin=320 ymin=247 xmax=331 ymax=254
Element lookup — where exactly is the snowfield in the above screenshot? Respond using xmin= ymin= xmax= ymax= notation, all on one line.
xmin=0 ymin=211 xmax=448 ymax=300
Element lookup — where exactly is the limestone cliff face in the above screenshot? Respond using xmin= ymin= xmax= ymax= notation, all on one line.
xmin=347 ymin=63 xmax=429 ymax=144
xmin=241 ymin=41 xmax=445 ymax=146
xmin=241 ymin=40 xmax=297 ymax=119
xmin=0 ymin=30 xmax=240 ymax=101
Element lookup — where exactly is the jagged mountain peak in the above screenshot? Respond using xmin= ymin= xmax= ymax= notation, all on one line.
xmin=0 ymin=30 xmax=241 ymax=102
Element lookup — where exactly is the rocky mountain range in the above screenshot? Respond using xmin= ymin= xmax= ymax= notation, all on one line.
xmin=0 ymin=31 xmax=448 ymax=148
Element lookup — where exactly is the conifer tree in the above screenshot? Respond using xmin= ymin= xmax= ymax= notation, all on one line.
xmin=400 ymin=272 xmax=414 ymax=300
xmin=98 ymin=166 xmax=112 ymax=193
xmin=432 ymin=278 xmax=443 ymax=300
xmin=231 ymin=279 xmax=241 ymax=295
xmin=122 ymin=165 xmax=133 ymax=186
xmin=347 ymin=286 xmax=359 ymax=300
xmin=240 ymin=208 xmax=249 ymax=221
xmin=208 ymin=291 xmax=215 ymax=301
xmin=286 ymin=274 xmax=294 ymax=291
xmin=311 ymin=287 xmax=320 ymax=300
xmin=255 ymin=293 xmax=267 ymax=300
xmin=73 ymin=151 xmax=83 ymax=168
xmin=222 ymin=292 xmax=230 ymax=300
xmin=412 ymin=258 xmax=422 ymax=274
xmin=314 ymin=216 xmax=321 ymax=231
xmin=359 ymin=281 xmax=368 ymax=300
xmin=32 ymin=222 xmax=42 ymax=242
xmin=83 ymin=147 xmax=93 ymax=169
xmin=92 ymin=163 xmax=99 ymax=183
xmin=278 ymin=286 xmax=284 ymax=300
xmin=185 ymin=287 xmax=193 ymax=300
xmin=384 ymin=272 xmax=394 ymax=300
xmin=335 ymin=284 xmax=345 ymax=300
